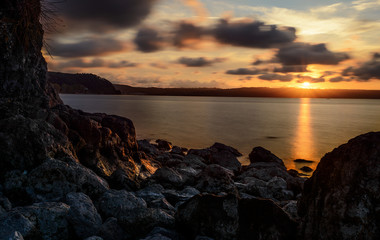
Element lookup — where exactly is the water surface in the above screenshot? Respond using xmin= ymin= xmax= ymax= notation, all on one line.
xmin=60 ymin=94 xmax=380 ymax=170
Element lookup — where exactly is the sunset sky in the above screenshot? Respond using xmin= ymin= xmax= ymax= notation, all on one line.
xmin=45 ymin=0 xmax=380 ymax=89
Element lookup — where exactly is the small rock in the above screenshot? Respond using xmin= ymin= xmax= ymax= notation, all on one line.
xmin=249 ymin=146 xmax=285 ymax=166
xmin=156 ymin=139 xmax=173 ymax=151
xmin=300 ymin=166 xmax=313 ymax=173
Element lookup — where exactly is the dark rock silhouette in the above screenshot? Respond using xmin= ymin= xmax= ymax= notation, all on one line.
xmin=298 ymin=132 xmax=380 ymax=239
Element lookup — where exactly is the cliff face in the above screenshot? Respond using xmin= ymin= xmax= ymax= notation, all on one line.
xmin=0 ymin=0 xmax=61 ymax=107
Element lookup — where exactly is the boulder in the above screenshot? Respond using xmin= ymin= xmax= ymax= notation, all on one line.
xmin=156 ymin=139 xmax=173 ymax=151
xmin=151 ymin=167 xmax=185 ymax=188
xmin=298 ymin=132 xmax=380 ymax=240
xmin=196 ymin=164 xmax=237 ymax=195
xmin=5 ymin=159 xmax=109 ymax=204
xmin=176 ymin=194 xmax=239 ymax=240
xmin=97 ymin=217 xmax=128 ymax=240
xmin=65 ymin=192 xmax=102 ymax=239
xmin=0 ymin=212 xmax=36 ymax=239
xmin=138 ymin=140 xmax=160 ymax=156
xmin=249 ymin=147 xmax=285 ymax=167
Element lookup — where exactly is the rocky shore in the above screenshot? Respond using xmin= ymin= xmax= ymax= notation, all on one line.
xmin=1 ymin=1 xmax=379 ymax=239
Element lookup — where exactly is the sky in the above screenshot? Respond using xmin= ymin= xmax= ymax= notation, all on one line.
xmin=44 ymin=0 xmax=380 ymax=89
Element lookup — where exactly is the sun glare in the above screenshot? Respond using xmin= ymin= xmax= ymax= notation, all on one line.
xmin=301 ymin=82 xmax=311 ymax=89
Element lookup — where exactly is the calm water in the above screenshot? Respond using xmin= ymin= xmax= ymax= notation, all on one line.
xmin=60 ymin=94 xmax=380 ymax=170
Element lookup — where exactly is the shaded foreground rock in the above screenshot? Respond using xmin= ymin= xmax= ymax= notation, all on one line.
xmin=298 ymin=132 xmax=380 ymax=240
xmin=176 ymin=194 xmax=297 ymax=240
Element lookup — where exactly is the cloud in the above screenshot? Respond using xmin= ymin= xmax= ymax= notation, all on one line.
xmin=274 ymin=65 xmax=308 ymax=73
xmin=134 ymin=28 xmax=167 ymax=52
xmin=55 ymin=59 xmax=137 ymax=69
xmin=55 ymin=0 xmax=157 ymax=32
xmin=225 ymin=68 xmax=264 ymax=75
xmin=342 ymin=53 xmax=380 ymax=80
xmin=50 ymin=37 xmax=125 ymax=57
xmin=296 ymin=75 xmax=325 ymax=83
xmin=329 ymin=76 xmax=352 ymax=82
xmin=182 ymin=0 xmax=208 ymax=21
xmin=213 ymin=19 xmax=296 ymax=48
xmin=173 ymin=22 xmax=204 ymax=47
xmin=276 ymin=43 xmax=349 ymax=65
xmin=177 ymin=57 xmax=226 ymax=67
xmin=134 ymin=18 xmax=297 ymax=52
xmin=258 ymin=73 xmax=293 ymax=82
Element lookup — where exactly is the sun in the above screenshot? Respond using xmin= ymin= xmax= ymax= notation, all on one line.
xmin=301 ymin=82 xmax=311 ymax=89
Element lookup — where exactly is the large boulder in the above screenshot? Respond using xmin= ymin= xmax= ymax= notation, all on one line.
xmin=3 ymin=159 xmax=109 ymax=205
xmin=298 ymin=132 xmax=380 ymax=240
xmin=196 ymin=164 xmax=238 ymax=195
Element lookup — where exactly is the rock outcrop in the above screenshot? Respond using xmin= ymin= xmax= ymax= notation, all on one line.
xmin=298 ymin=132 xmax=380 ymax=240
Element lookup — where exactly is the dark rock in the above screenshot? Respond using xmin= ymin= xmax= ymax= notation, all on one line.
xmin=187 ymin=149 xmax=212 ymax=163
xmin=300 ymin=166 xmax=313 ymax=172
xmin=242 ymin=176 xmax=294 ymax=201
xmin=282 ymin=200 xmax=299 ymax=221
xmin=249 ymin=147 xmax=285 ymax=167
xmin=97 ymin=217 xmax=128 ymax=240
xmin=5 ymin=231 xmax=24 ymax=240
xmin=83 ymin=236 xmax=103 ymax=240
xmin=109 ymin=168 xmax=140 ymax=191
xmin=196 ymin=164 xmax=237 ymax=195
xmin=287 ymin=169 xmax=300 ymax=177
xmin=156 ymin=139 xmax=173 ymax=151
xmin=176 ymin=194 xmax=239 ymax=240
xmin=141 ymin=227 xmax=180 ymax=240
xmin=65 ymin=192 xmax=102 ymax=239
xmin=136 ymin=184 xmax=165 ymax=202
xmin=210 ymin=143 xmax=242 ymax=157
xmin=0 ymin=194 xmax=12 ymax=212
xmin=183 ymin=154 xmax=207 ymax=170
xmin=293 ymin=159 xmax=314 ymax=163
xmin=0 ymin=115 xmax=74 ymax=175
xmin=149 ymin=198 xmax=175 ymax=212
xmin=171 ymin=146 xmax=187 ymax=156
xmin=138 ymin=140 xmax=160 ymax=156
xmin=19 ymin=159 xmax=109 ymax=203
xmin=0 ymin=212 xmax=36 ymax=239
xmin=238 ymin=197 xmax=297 ymax=240
xmin=298 ymin=132 xmax=380 ymax=240
xmin=0 ymin=202 xmax=71 ymax=240
xmin=151 ymin=167 xmax=185 ymax=188
xmin=163 ymin=188 xmax=200 ymax=207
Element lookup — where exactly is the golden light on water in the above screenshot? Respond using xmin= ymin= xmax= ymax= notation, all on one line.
xmin=290 ymin=98 xmax=318 ymax=171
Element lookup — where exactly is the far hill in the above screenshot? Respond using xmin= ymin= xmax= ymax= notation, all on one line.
xmin=114 ymin=84 xmax=380 ymax=99
xmin=48 ymin=72 xmax=120 ymax=95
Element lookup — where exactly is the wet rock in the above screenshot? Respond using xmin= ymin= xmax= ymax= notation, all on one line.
xmin=298 ymin=132 xmax=380 ymax=240
xmin=249 ymin=147 xmax=285 ymax=167
xmin=156 ymin=139 xmax=173 ymax=151
xmin=65 ymin=192 xmax=102 ymax=239
xmin=176 ymin=194 xmax=239 ymax=240
xmin=97 ymin=217 xmax=128 ymax=240
xmin=196 ymin=164 xmax=237 ymax=195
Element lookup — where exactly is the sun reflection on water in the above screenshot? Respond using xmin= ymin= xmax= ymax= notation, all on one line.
xmin=290 ymin=98 xmax=318 ymax=171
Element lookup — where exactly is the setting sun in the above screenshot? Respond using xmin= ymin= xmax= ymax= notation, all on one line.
xmin=301 ymin=82 xmax=311 ymax=89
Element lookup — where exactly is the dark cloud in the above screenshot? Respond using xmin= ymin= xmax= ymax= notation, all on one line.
xmin=329 ymin=76 xmax=352 ymax=82
xmin=178 ymin=57 xmax=226 ymax=67
xmin=134 ymin=18 xmax=297 ymax=52
xmin=213 ymin=19 xmax=296 ymax=48
xmin=56 ymin=58 xmax=137 ymax=69
xmin=50 ymin=37 xmax=125 ymax=57
xmin=173 ymin=22 xmax=204 ymax=47
xmin=276 ymin=43 xmax=349 ymax=65
xmin=297 ymin=75 xmax=325 ymax=83
xmin=252 ymin=59 xmax=264 ymax=65
xmin=342 ymin=53 xmax=380 ymax=80
xmin=274 ymin=65 xmax=308 ymax=73
xmin=258 ymin=73 xmax=293 ymax=82
xmin=134 ymin=28 xmax=166 ymax=52
xmin=56 ymin=0 xmax=157 ymax=31
xmin=225 ymin=68 xmax=264 ymax=75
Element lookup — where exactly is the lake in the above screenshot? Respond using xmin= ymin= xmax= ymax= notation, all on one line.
xmin=60 ymin=94 xmax=380 ymax=171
